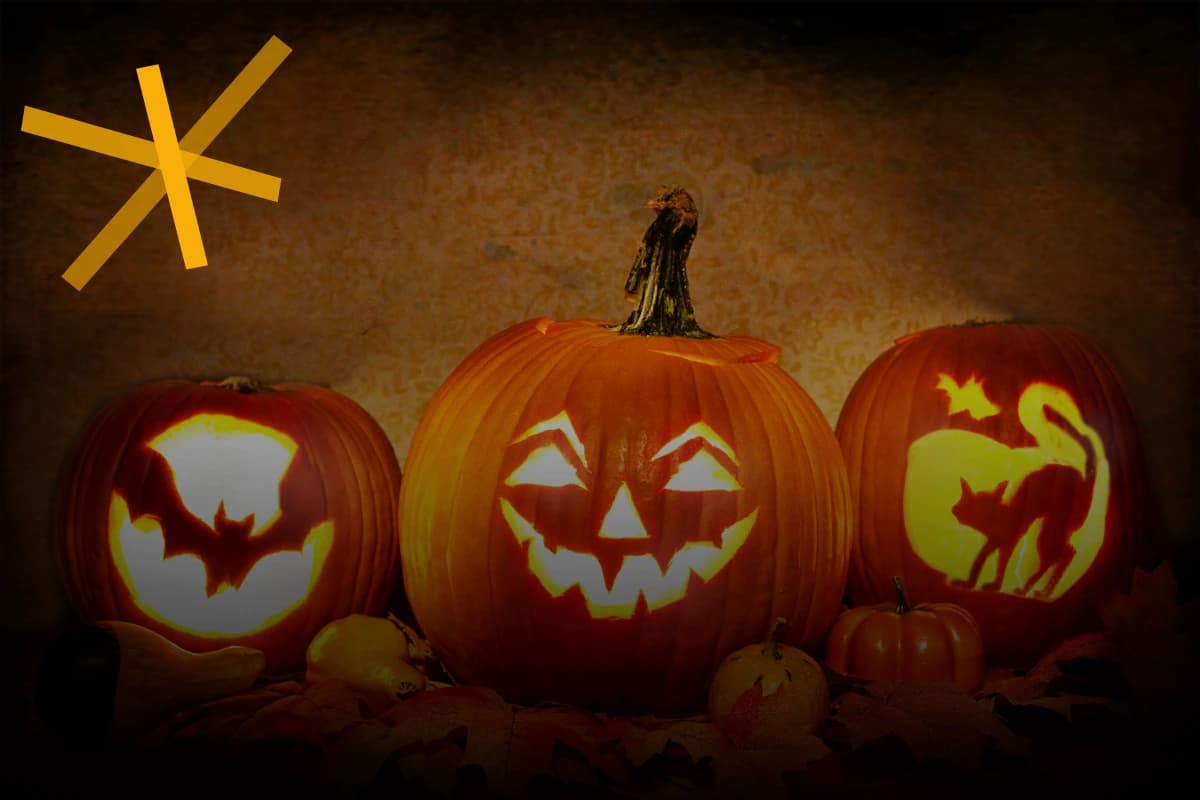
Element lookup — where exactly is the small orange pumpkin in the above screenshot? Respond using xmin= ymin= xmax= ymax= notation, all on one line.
xmin=823 ymin=577 xmax=984 ymax=693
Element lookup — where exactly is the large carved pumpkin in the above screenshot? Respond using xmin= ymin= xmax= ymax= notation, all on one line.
xmin=398 ymin=187 xmax=853 ymax=714
xmin=835 ymin=322 xmax=1148 ymax=667
xmin=55 ymin=376 xmax=402 ymax=672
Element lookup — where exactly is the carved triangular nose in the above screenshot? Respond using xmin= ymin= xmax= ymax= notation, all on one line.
xmin=597 ymin=483 xmax=649 ymax=539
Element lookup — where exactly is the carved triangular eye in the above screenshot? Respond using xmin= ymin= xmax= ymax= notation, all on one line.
xmin=653 ymin=421 xmax=741 ymax=493
xmin=505 ymin=444 xmax=585 ymax=488
xmin=665 ymin=447 xmax=741 ymax=492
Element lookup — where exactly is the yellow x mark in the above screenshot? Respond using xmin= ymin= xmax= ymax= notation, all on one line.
xmin=21 ymin=36 xmax=291 ymax=290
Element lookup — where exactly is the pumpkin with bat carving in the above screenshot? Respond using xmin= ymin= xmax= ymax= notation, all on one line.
xmin=398 ymin=187 xmax=853 ymax=714
xmin=835 ymin=322 xmax=1148 ymax=667
xmin=54 ymin=376 xmax=402 ymax=672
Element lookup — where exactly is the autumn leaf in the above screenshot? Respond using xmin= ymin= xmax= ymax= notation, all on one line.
xmin=160 ymin=680 xmax=302 ymax=741
xmin=831 ymin=681 xmax=1028 ymax=769
xmin=322 ymin=685 xmax=515 ymax=795
xmin=505 ymin=704 xmax=629 ymax=793
xmin=1001 ymin=694 xmax=1139 ymax=722
xmin=1101 ymin=561 xmax=1188 ymax=636
xmin=604 ymin=714 xmax=725 ymax=768
xmin=232 ymin=678 xmax=374 ymax=744
xmin=386 ymin=612 xmax=437 ymax=664
xmin=977 ymin=631 xmax=1118 ymax=703
xmin=1099 ymin=561 xmax=1200 ymax=703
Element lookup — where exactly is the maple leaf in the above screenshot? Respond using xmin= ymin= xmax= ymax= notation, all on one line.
xmin=977 ymin=631 xmax=1119 ymax=703
xmin=160 ymin=680 xmax=302 ymax=741
xmin=505 ymin=704 xmax=630 ymax=793
xmin=604 ymin=714 xmax=725 ymax=768
xmin=1101 ymin=561 xmax=1189 ymax=635
xmin=999 ymin=694 xmax=1139 ymax=722
xmin=329 ymin=685 xmax=514 ymax=795
xmin=599 ymin=715 xmax=725 ymax=797
xmin=232 ymin=678 xmax=372 ymax=744
xmin=831 ymin=681 xmax=1028 ymax=769
xmin=1099 ymin=561 xmax=1200 ymax=704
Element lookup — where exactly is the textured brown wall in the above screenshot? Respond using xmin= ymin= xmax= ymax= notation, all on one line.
xmin=3 ymin=2 xmax=1197 ymax=632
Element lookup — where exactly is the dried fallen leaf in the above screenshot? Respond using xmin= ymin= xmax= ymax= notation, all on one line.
xmin=978 ymin=631 xmax=1118 ymax=702
xmin=1007 ymin=694 xmax=1139 ymax=722
xmin=832 ymin=681 xmax=1028 ymax=769
xmin=233 ymin=678 xmax=374 ymax=744
xmin=387 ymin=612 xmax=437 ymax=664
xmin=605 ymin=714 xmax=725 ymax=768
xmin=1099 ymin=561 xmax=1200 ymax=703
xmin=507 ymin=704 xmax=628 ymax=792
xmin=710 ymin=698 xmax=831 ymax=800
xmin=1101 ymin=562 xmax=1187 ymax=637
xmin=161 ymin=680 xmax=301 ymax=741
xmin=339 ymin=685 xmax=513 ymax=794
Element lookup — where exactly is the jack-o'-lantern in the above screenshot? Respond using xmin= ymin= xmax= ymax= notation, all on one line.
xmin=398 ymin=187 xmax=853 ymax=714
xmin=835 ymin=322 xmax=1148 ymax=666
xmin=55 ymin=376 xmax=402 ymax=672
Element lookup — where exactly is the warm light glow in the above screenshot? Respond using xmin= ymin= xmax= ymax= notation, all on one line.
xmin=597 ymin=483 xmax=650 ymax=539
xmin=904 ymin=381 xmax=1111 ymax=600
xmin=510 ymin=411 xmax=588 ymax=469
xmin=501 ymin=499 xmax=756 ymax=618
xmin=148 ymin=414 xmax=297 ymax=538
xmin=108 ymin=494 xmax=332 ymax=636
xmin=653 ymin=421 xmax=742 ymax=491
xmin=664 ymin=447 xmax=742 ymax=492
xmin=499 ymin=415 xmax=755 ymax=617
xmin=652 ymin=421 xmax=736 ymax=462
xmin=936 ymin=373 xmax=1001 ymax=421
xmin=505 ymin=444 xmax=585 ymax=488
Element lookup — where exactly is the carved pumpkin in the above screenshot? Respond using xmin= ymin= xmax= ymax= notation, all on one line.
xmin=835 ymin=322 xmax=1148 ymax=666
xmin=823 ymin=577 xmax=984 ymax=693
xmin=398 ymin=187 xmax=853 ymax=714
xmin=55 ymin=376 xmax=402 ymax=672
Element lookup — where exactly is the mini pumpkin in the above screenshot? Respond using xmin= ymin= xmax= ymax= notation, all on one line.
xmin=823 ymin=577 xmax=984 ymax=693
xmin=835 ymin=322 xmax=1148 ymax=666
xmin=55 ymin=376 xmax=402 ymax=672
xmin=398 ymin=187 xmax=853 ymax=714
xmin=707 ymin=618 xmax=831 ymax=743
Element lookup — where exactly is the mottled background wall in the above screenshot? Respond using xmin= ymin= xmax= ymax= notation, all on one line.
xmin=2 ymin=1 xmax=1197 ymax=635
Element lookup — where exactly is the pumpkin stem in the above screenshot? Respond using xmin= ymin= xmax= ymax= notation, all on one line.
xmin=761 ymin=617 xmax=787 ymax=661
xmin=611 ymin=185 xmax=714 ymax=339
xmin=216 ymin=376 xmax=263 ymax=394
xmin=893 ymin=576 xmax=911 ymax=614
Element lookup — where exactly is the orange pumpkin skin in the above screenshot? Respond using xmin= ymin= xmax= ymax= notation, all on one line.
xmin=55 ymin=377 xmax=402 ymax=673
xmin=835 ymin=323 xmax=1148 ymax=667
xmin=398 ymin=317 xmax=853 ymax=715
xmin=824 ymin=579 xmax=984 ymax=693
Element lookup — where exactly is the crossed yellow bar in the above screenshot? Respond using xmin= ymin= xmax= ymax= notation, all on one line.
xmin=20 ymin=36 xmax=291 ymax=290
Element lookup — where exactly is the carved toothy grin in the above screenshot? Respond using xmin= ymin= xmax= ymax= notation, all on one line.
xmin=500 ymin=499 xmax=756 ymax=619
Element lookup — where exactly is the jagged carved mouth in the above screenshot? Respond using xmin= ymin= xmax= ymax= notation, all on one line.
xmin=499 ymin=498 xmax=756 ymax=619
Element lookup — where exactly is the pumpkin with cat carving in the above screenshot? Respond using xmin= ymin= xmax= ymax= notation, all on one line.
xmin=835 ymin=322 xmax=1149 ymax=667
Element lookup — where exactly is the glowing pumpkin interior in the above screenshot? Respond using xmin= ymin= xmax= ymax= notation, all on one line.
xmin=498 ymin=411 xmax=756 ymax=619
xmin=903 ymin=374 xmax=1110 ymax=601
xmin=108 ymin=413 xmax=333 ymax=636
